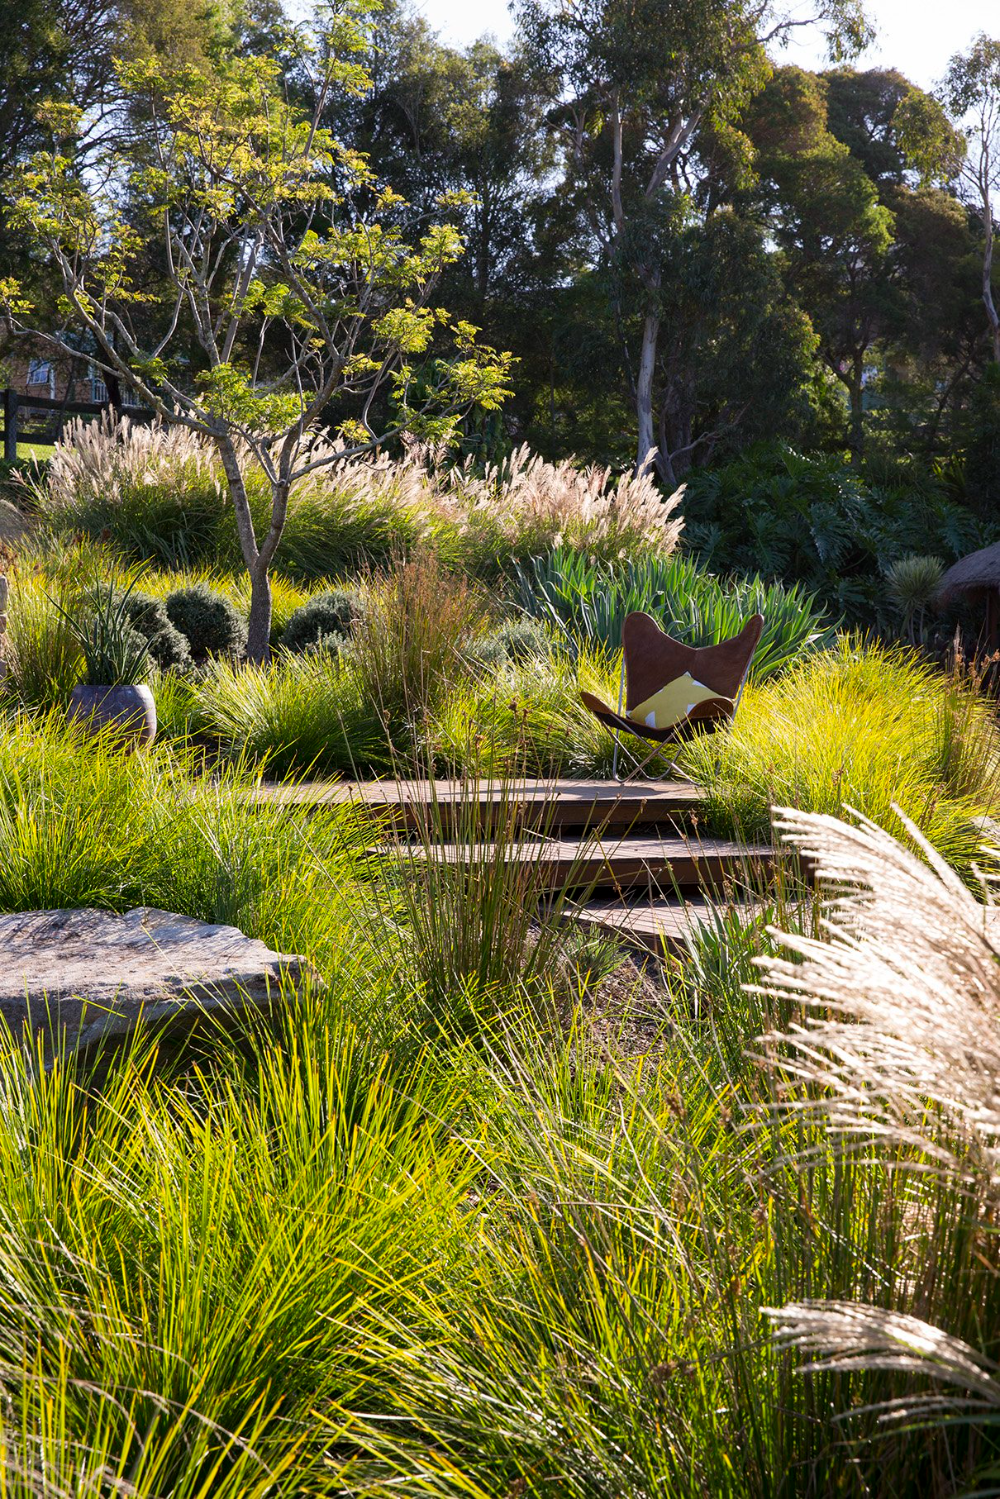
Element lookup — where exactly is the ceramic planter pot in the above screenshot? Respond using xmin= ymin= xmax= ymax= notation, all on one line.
xmin=68 ymin=684 xmax=156 ymax=748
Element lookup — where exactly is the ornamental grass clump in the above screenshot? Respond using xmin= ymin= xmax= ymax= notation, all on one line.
xmin=346 ymin=551 xmax=489 ymax=731
xmin=682 ymin=637 xmax=1000 ymax=877
xmin=439 ymin=443 xmax=684 ymax=573
xmin=2 ymin=571 xmax=82 ymax=710
xmin=196 ymin=649 xmax=393 ymax=777
xmin=758 ymin=806 xmax=1000 ymax=1466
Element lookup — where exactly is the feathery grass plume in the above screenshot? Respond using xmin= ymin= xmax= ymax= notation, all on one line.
xmin=765 ymin=1303 xmax=1000 ymax=1415
xmin=756 ymin=801 xmax=1000 ymax=1173
xmin=32 ymin=416 xmax=683 ymax=580
xmin=439 ymin=442 xmax=684 ymax=568
xmin=35 ymin=412 xmax=217 ymax=514
xmin=757 ymin=803 xmax=1000 ymax=1432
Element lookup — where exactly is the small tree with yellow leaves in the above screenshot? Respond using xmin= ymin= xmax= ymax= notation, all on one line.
xmin=2 ymin=1 xmax=512 ymax=660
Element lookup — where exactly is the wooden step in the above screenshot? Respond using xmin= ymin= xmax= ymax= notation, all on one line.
xmin=255 ymin=777 xmax=705 ymax=833
xmin=373 ymin=832 xmax=773 ymax=893
xmin=571 ymin=896 xmax=778 ymax=954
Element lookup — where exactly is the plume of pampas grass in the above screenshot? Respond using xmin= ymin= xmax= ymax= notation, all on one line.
xmin=756 ymin=803 xmax=1000 ymax=1180
xmin=756 ymin=803 xmax=1000 ymax=1423
xmin=39 ymin=413 xmax=217 ymax=511
xmin=764 ymin=1302 xmax=1000 ymax=1419
xmin=443 ymin=443 xmax=684 ymax=553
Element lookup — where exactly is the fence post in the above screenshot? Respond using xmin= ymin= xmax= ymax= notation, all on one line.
xmin=2 ymin=390 xmax=18 ymax=463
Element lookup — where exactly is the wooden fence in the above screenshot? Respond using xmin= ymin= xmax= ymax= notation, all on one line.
xmin=1 ymin=389 xmax=153 ymax=462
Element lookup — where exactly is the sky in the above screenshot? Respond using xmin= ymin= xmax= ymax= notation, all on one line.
xmin=415 ymin=0 xmax=990 ymax=91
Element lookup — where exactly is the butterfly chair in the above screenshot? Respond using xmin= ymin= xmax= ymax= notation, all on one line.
xmin=580 ymin=611 xmax=764 ymax=782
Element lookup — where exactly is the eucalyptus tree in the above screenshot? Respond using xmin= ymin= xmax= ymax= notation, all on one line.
xmin=944 ymin=35 xmax=1000 ymax=363
xmin=745 ymin=65 xmax=964 ymax=459
xmin=1 ymin=3 xmax=511 ymax=660
xmin=517 ymin=0 xmax=872 ymax=478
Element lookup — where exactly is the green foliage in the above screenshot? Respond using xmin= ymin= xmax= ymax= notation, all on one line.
xmin=515 ymin=544 xmax=832 ymax=682
xmin=110 ymin=585 xmax=192 ymax=671
xmin=466 ymin=615 xmax=554 ymax=667
xmin=963 ymin=363 xmax=1000 ymax=515
xmin=346 ymin=552 xmax=489 ymax=731
xmin=194 ymin=650 xmax=393 ymax=778
xmin=165 ymin=583 xmax=247 ymax=659
xmin=885 ymin=554 xmax=945 ymax=643
xmin=59 ymin=576 xmax=152 ymax=687
xmin=281 ymin=588 xmax=363 ymax=653
xmin=425 ymin=646 xmax=639 ymax=778
xmin=3 ymin=572 xmax=82 ymax=710
xmin=682 ymin=637 xmax=1000 ymax=880
xmin=680 ymin=443 xmax=997 ymax=624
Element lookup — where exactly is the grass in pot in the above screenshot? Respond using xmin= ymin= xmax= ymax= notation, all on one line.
xmin=62 ymin=579 xmax=156 ymax=746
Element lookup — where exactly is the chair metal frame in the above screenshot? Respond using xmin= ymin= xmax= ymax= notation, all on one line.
xmin=610 ymin=643 xmax=756 ymax=785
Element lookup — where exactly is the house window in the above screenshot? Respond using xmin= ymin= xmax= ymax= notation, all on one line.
xmin=26 ymin=360 xmax=54 ymax=395
xmin=90 ymin=367 xmax=108 ymax=403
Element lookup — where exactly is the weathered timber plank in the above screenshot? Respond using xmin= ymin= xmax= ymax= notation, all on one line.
xmin=253 ymin=777 xmax=705 ymax=833
xmin=372 ymin=834 xmax=773 ymax=893
xmin=571 ymin=897 xmax=775 ymax=953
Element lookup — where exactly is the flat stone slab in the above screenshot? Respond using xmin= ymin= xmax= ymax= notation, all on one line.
xmin=0 ymin=906 xmax=308 ymax=1051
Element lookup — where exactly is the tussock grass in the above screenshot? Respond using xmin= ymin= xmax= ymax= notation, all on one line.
xmin=32 ymin=418 xmax=681 ymax=580
xmin=682 ymin=637 xmax=1000 ymax=875
xmin=3 ymin=570 xmax=82 ymax=710
xmin=195 ymin=651 xmax=393 ymax=778
xmin=0 ymin=713 xmax=997 ymax=1491
xmin=0 ymin=713 xmax=366 ymax=966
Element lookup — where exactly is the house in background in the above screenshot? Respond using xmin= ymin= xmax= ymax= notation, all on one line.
xmin=8 ymin=345 xmax=110 ymax=412
xmin=0 ymin=340 xmax=148 ymax=458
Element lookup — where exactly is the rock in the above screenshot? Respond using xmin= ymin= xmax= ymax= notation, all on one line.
xmin=0 ymin=906 xmax=309 ymax=1052
xmin=0 ymin=499 xmax=32 ymax=546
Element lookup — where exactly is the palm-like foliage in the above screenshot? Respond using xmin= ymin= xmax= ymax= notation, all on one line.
xmin=514 ymin=545 xmax=833 ymax=681
xmin=681 ymin=443 xmax=995 ymax=626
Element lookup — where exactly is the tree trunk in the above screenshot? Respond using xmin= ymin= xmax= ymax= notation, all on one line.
xmin=983 ymin=192 xmax=1000 ymax=364
xmin=848 ymin=355 xmax=865 ymax=466
xmin=246 ymin=558 xmax=273 ymax=665
xmin=216 ymin=434 xmax=272 ymax=666
xmin=635 ymin=307 xmax=660 ymax=475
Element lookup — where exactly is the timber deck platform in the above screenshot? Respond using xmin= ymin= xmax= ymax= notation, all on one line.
xmin=257 ymin=774 xmax=785 ymax=955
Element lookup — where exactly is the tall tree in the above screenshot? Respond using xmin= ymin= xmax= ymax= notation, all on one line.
xmin=944 ymin=35 xmax=1000 ymax=363
xmin=2 ymin=8 xmax=511 ymax=660
xmin=517 ymin=0 xmax=871 ymax=477
xmin=747 ymin=66 xmax=962 ymax=459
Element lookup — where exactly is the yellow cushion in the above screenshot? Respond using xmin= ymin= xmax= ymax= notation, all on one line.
xmin=627 ymin=673 xmax=720 ymax=731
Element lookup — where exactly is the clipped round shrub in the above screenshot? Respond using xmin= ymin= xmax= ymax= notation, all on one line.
xmin=146 ymin=620 xmax=193 ymax=671
xmin=467 ymin=615 xmax=553 ymax=667
xmin=108 ymin=585 xmax=192 ymax=672
xmin=304 ymin=630 xmax=347 ymax=658
xmin=165 ymin=583 xmax=247 ymax=659
xmin=281 ymin=589 xmax=362 ymax=654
